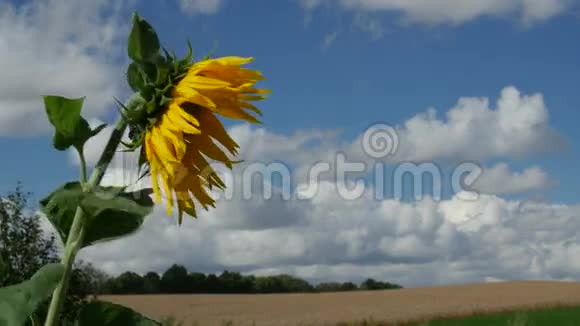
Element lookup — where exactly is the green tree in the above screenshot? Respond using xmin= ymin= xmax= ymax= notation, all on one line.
xmin=315 ymin=282 xmax=343 ymax=292
xmin=219 ymin=270 xmax=255 ymax=293
xmin=360 ymin=278 xmax=402 ymax=290
xmin=188 ymin=272 xmax=207 ymax=293
xmin=0 ymin=185 xmax=58 ymax=286
xmin=61 ymin=261 xmax=110 ymax=321
xmin=107 ymin=272 xmax=145 ymax=294
xmin=275 ymin=274 xmax=313 ymax=293
xmin=340 ymin=282 xmax=358 ymax=291
xmin=205 ymin=273 xmax=220 ymax=293
xmin=143 ymin=272 xmax=161 ymax=294
xmin=161 ymin=264 xmax=189 ymax=293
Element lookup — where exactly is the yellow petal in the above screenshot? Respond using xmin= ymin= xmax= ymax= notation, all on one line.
xmin=161 ymin=174 xmax=174 ymax=216
xmin=174 ymin=85 xmax=217 ymax=109
xmin=181 ymin=75 xmax=231 ymax=89
xmin=166 ymin=104 xmax=201 ymax=134
xmin=176 ymin=192 xmax=197 ymax=223
xmin=212 ymin=56 xmax=254 ymax=66
xmin=149 ymin=128 xmax=179 ymax=162
xmin=216 ymin=105 xmax=260 ymax=123
xmin=151 ymin=172 xmax=162 ymax=203
xmin=197 ymin=109 xmax=239 ymax=154
xmin=158 ymin=124 xmax=186 ymax=160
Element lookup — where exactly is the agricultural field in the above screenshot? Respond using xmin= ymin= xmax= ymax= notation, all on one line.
xmin=102 ymin=281 xmax=580 ymax=325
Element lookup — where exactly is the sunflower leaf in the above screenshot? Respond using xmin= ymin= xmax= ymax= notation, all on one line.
xmin=43 ymin=95 xmax=96 ymax=151
xmin=75 ymin=301 xmax=160 ymax=325
xmin=128 ymin=12 xmax=160 ymax=63
xmin=40 ymin=183 xmax=154 ymax=248
xmin=39 ymin=182 xmax=86 ymax=243
xmin=0 ymin=263 xmax=64 ymax=326
xmin=79 ymin=188 xmax=154 ymax=247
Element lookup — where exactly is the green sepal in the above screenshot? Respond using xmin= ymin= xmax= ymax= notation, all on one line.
xmin=145 ymin=100 xmax=157 ymax=115
xmin=140 ymin=62 xmax=158 ymax=83
xmin=140 ymin=86 xmax=155 ymax=102
xmin=162 ymin=47 xmax=176 ymax=64
xmin=120 ymin=140 xmax=142 ymax=152
xmin=176 ymin=40 xmax=194 ymax=70
xmin=184 ymin=40 xmax=194 ymax=63
xmin=159 ymin=96 xmax=172 ymax=107
xmin=40 ymin=183 xmax=154 ymax=248
xmin=155 ymin=65 xmax=170 ymax=85
xmin=91 ymin=123 xmax=108 ymax=138
xmin=128 ymin=12 xmax=160 ymax=63
xmin=0 ymin=263 xmax=65 ymax=326
xmin=75 ymin=301 xmax=160 ymax=325
xmin=127 ymin=63 xmax=146 ymax=92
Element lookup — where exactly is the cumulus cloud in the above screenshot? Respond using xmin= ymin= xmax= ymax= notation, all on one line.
xmin=213 ymin=87 xmax=563 ymax=190
xmin=179 ymin=0 xmax=224 ymax=15
xmin=472 ymin=163 xmax=554 ymax=195
xmin=77 ymin=177 xmax=580 ymax=286
xmin=353 ymin=13 xmax=385 ymax=39
xmin=77 ymin=143 xmax=568 ymax=287
xmin=302 ymin=0 xmax=575 ymax=26
xmin=0 ymin=0 xmax=130 ymax=136
xmin=346 ymin=86 xmax=565 ymax=163
xmin=72 ymin=84 xmax=569 ymax=286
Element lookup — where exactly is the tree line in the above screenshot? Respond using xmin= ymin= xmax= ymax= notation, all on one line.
xmin=101 ymin=264 xmax=403 ymax=295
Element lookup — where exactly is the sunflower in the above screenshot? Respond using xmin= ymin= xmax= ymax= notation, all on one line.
xmin=142 ymin=56 xmax=269 ymax=222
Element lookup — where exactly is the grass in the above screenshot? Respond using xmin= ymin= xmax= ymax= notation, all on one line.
xmin=105 ymin=282 xmax=580 ymax=325
xmin=159 ymin=316 xmax=237 ymax=326
xmin=398 ymin=305 xmax=580 ymax=326
xmin=159 ymin=305 xmax=580 ymax=325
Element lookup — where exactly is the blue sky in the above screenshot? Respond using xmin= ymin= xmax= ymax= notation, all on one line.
xmin=3 ymin=0 xmax=580 ymax=286
xmin=4 ymin=0 xmax=580 ymax=202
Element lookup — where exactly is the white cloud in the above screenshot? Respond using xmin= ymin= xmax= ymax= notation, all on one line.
xmin=347 ymin=86 xmax=565 ymax=163
xmin=321 ymin=31 xmax=340 ymax=48
xmin=302 ymin=0 xmax=575 ymax=26
xmin=0 ymin=0 xmax=129 ymax=136
xmin=78 ymin=177 xmax=580 ymax=286
xmin=73 ymin=84 xmax=570 ymax=286
xmin=222 ymin=87 xmax=564 ymax=189
xmin=472 ymin=163 xmax=554 ymax=195
xmin=353 ymin=13 xmax=385 ymax=39
xmin=520 ymin=0 xmax=574 ymax=24
xmin=179 ymin=0 xmax=224 ymax=15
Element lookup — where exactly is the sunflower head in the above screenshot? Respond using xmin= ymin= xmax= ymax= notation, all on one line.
xmin=124 ymin=14 xmax=270 ymax=223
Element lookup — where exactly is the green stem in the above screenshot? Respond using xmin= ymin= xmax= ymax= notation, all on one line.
xmin=78 ymin=148 xmax=88 ymax=185
xmin=44 ymin=94 xmax=143 ymax=326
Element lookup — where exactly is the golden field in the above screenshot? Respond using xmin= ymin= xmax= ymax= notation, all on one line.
xmin=102 ymin=281 xmax=580 ymax=325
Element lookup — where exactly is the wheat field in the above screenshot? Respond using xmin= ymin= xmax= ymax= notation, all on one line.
xmin=101 ymin=281 xmax=580 ymax=325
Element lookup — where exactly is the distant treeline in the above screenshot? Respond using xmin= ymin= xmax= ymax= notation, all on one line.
xmin=101 ymin=264 xmax=403 ymax=295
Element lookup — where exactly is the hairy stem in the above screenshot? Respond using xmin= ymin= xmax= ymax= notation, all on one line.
xmin=78 ymin=148 xmax=88 ymax=185
xmin=44 ymin=94 xmax=143 ymax=326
